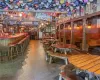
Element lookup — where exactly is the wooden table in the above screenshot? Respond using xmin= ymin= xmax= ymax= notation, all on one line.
xmin=58 ymin=53 xmax=100 ymax=80
xmin=51 ymin=44 xmax=77 ymax=54
xmin=43 ymin=37 xmax=55 ymax=39
xmin=68 ymin=54 xmax=100 ymax=75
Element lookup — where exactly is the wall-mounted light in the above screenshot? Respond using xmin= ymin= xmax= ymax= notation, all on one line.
xmin=76 ymin=26 xmax=80 ymax=30
xmin=87 ymin=25 xmax=91 ymax=29
xmin=68 ymin=27 xmax=72 ymax=30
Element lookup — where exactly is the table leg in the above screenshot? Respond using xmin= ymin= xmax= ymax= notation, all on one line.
xmin=45 ymin=54 xmax=48 ymax=61
xmin=54 ymin=48 xmax=57 ymax=52
xmin=49 ymin=56 xmax=53 ymax=64
xmin=69 ymin=48 xmax=71 ymax=52
xmin=64 ymin=58 xmax=68 ymax=65
xmin=95 ymin=76 xmax=100 ymax=80
xmin=59 ymin=74 xmax=62 ymax=80
xmin=64 ymin=50 xmax=67 ymax=55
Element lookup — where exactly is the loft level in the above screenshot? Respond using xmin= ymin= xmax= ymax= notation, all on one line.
xmin=57 ymin=11 xmax=100 ymax=25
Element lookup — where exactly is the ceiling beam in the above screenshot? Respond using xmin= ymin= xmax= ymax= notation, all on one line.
xmin=0 ymin=9 xmax=66 ymax=13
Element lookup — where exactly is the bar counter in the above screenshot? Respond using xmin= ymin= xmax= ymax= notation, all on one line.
xmin=0 ymin=33 xmax=28 ymax=46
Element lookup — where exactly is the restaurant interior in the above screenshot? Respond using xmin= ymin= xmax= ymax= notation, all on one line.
xmin=0 ymin=0 xmax=100 ymax=80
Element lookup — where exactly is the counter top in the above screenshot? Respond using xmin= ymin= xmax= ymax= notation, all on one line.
xmin=0 ymin=33 xmax=28 ymax=39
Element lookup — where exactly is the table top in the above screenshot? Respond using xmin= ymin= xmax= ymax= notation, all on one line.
xmin=48 ymin=49 xmax=100 ymax=74
xmin=68 ymin=54 xmax=100 ymax=75
xmin=43 ymin=37 xmax=55 ymax=39
xmin=51 ymin=44 xmax=77 ymax=49
xmin=46 ymin=39 xmax=58 ymax=41
xmin=42 ymin=39 xmax=58 ymax=44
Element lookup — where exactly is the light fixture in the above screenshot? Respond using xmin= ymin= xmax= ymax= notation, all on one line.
xmin=87 ymin=25 xmax=91 ymax=29
xmin=68 ymin=27 xmax=71 ymax=30
xmin=76 ymin=26 xmax=80 ymax=30
xmin=10 ymin=15 xmax=13 ymax=18
xmin=19 ymin=13 xmax=22 ymax=17
xmin=41 ymin=23 xmax=44 ymax=26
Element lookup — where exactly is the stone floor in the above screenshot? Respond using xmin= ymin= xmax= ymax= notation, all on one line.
xmin=0 ymin=40 xmax=63 ymax=80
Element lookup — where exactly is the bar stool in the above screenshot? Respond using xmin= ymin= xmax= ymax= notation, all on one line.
xmin=17 ymin=38 xmax=25 ymax=55
xmin=17 ymin=36 xmax=29 ymax=56
xmin=22 ymin=36 xmax=29 ymax=53
xmin=23 ymin=38 xmax=26 ymax=52
xmin=8 ymin=43 xmax=18 ymax=60
xmin=0 ymin=45 xmax=9 ymax=62
xmin=17 ymin=42 xmax=23 ymax=55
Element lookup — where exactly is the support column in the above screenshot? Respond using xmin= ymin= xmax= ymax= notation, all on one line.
xmin=63 ymin=23 xmax=66 ymax=44
xmin=59 ymin=25 xmax=61 ymax=42
xmin=55 ymin=22 xmax=57 ymax=39
xmin=70 ymin=22 xmax=74 ymax=44
xmin=82 ymin=19 xmax=87 ymax=51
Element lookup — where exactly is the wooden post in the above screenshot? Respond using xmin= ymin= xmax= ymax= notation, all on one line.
xmin=63 ymin=23 xmax=66 ymax=44
xmin=59 ymin=24 xmax=61 ymax=42
xmin=55 ymin=22 xmax=57 ymax=39
xmin=70 ymin=22 xmax=74 ymax=44
xmin=82 ymin=18 xmax=87 ymax=51
xmin=50 ymin=22 xmax=52 ymax=37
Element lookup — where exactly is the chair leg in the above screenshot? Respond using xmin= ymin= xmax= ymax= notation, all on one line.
xmin=8 ymin=49 xmax=10 ymax=60
xmin=0 ymin=52 xmax=3 ymax=62
xmin=21 ymin=45 xmax=23 ymax=55
xmin=10 ymin=47 xmax=13 ymax=60
xmin=16 ymin=45 xmax=19 ymax=56
xmin=45 ymin=54 xmax=48 ymax=61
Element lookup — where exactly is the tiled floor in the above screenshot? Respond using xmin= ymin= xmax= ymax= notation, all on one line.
xmin=0 ymin=40 xmax=62 ymax=80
